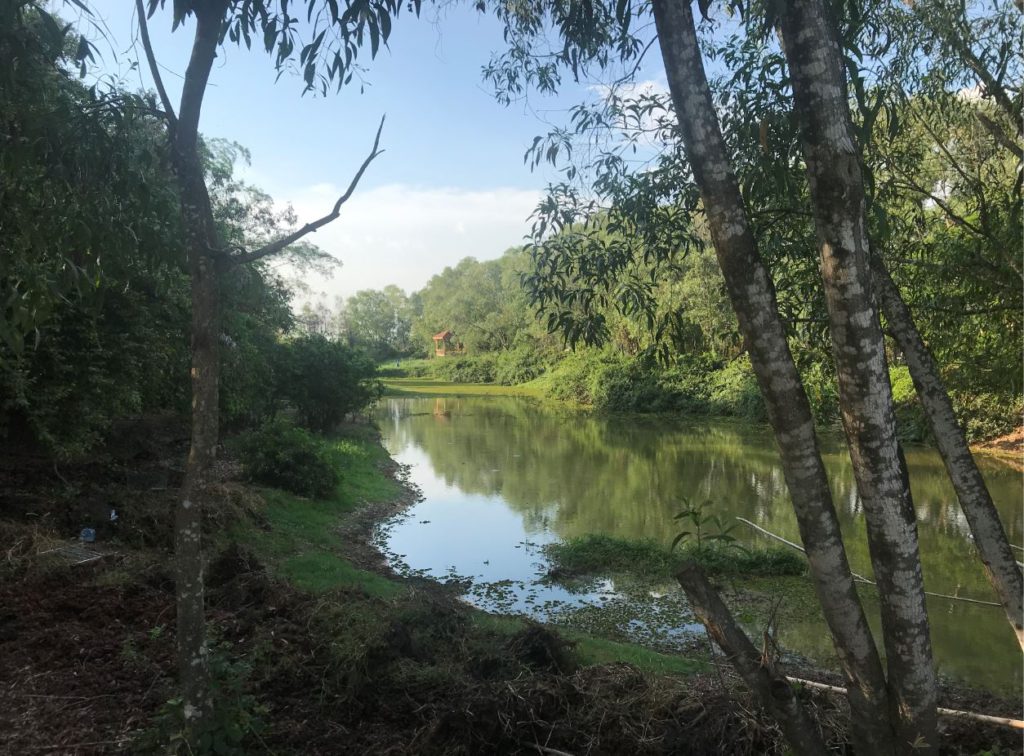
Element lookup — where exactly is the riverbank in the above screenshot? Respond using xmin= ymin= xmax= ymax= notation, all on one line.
xmin=384 ymin=355 xmax=1024 ymax=445
xmin=1 ymin=419 xmax=1018 ymax=753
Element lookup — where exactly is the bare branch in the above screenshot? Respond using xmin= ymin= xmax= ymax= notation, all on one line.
xmin=135 ymin=0 xmax=177 ymax=126
xmin=231 ymin=116 xmax=386 ymax=266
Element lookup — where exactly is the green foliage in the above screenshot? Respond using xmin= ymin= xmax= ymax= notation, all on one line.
xmin=494 ymin=344 xmax=550 ymax=385
xmin=705 ymin=358 xmax=764 ymax=423
xmin=546 ymin=534 xmax=806 ymax=579
xmin=340 ymin=285 xmax=418 ymax=359
xmin=953 ymin=392 xmax=1024 ymax=443
xmin=424 ymin=355 xmax=499 ymax=384
xmin=410 ymin=249 xmax=544 ymax=356
xmin=889 ymin=365 xmax=929 ymax=443
xmin=138 ymin=643 xmax=265 ymax=755
xmin=231 ymin=432 xmax=403 ymax=596
xmin=238 ymin=418 xmax=340 ymax=499
xmin=276 ymin=334 xmax=380 ymax=432
xmin=671 ymin=498 xmax=741 ymax=551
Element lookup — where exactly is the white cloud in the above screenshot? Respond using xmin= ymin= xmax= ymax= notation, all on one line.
xmin=279 ymin=183 xmax=542 ymax=304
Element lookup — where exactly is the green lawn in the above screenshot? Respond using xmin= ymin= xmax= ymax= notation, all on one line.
xmin=383 ymin=377 xmax=543 ymax=398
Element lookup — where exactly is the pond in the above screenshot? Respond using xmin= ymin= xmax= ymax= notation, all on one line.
xmin=373 ymin=395 xmax=1024 ymax=694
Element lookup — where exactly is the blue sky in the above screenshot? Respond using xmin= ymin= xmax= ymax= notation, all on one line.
xmin=74 ymin=1 xmax=666 ymax=304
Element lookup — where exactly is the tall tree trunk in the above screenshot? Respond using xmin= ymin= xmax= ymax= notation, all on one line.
xmin=650 ymin=2 xmax=894 ymax=752
xmin=872 ymin=256 xmax=1024 ymax=645
xmin=778 ymin=1 xmax=938 ymax=751
xmin=168 ymin=0 xmax=229 ymax=735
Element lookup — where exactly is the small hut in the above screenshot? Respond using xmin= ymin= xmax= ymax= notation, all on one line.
xmin=432 ymin=330 xmax=462 ymax=357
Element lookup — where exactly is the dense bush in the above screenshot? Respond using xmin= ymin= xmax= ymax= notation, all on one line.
xmin=494 ymin=345 xmax=549 ymax=385
xmin=539 ymin=350 xmax=768 ymax=420
xmin=705 ymin=357 xmax=765 ymax=421
xmin=799 ymin=361 xmax=840 ymax=427
xmin=888 ymin=365 xmax=929 ymax=443
xmin=953 ymin=391 xmax=1023 ymax=443
xmin=237 ymin=418 xmax=339 ymax=498
xmin=277 ymin=335 xmax=380 ymax=432
xmin=427 ymin=354 xmax=498 ymax=383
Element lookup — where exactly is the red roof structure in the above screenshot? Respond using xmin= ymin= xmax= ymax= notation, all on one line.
xmin=432 ymin=330 xmax=462 ymax=357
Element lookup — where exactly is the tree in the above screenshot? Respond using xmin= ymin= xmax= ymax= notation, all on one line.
xmin=412 ymin=250 xmax=533 ymax=354
xmin=774 ymin=0 xmax=937 ymax=744
xmin=135 ymin=0 xmax=410 ymax=739
xmin=483 ymin=0 xmax=1021 ymax=751
xmin=342 ymin=285 xmax=415 ymax=357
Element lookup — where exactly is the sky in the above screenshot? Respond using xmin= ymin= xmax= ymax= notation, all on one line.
xmin=73 ymin=1 xmax=666 ymax=306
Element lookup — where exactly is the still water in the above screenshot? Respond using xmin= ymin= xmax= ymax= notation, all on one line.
xmin=374 ymin=395 xmax=1023 ymax=693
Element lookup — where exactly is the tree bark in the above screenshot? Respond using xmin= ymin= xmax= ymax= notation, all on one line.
xmin=778 ymin=1 xmax=938 ymax=751
xmin=167 ymin=0 xmax=230 ymax=736
xmin=676 ymin=564 xmax=827 ymax=756
xmin=872 ymin=256 xmax=1024 ymax=646
xmin=650 ymin=2 xmax=894 ymax=753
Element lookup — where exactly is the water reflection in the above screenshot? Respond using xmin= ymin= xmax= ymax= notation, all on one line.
xmin=375 ymin=396 xmax=1023 ymax=693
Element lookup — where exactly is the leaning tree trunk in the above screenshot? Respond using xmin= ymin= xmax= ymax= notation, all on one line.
xmin=778 ymin=1 xmax=938 ymax=751
xmin=650 ymin=2 xmax=894 ymax=752
xmin=872 ymin=256 xmax=1024 ymax=646
xmin=676 ymin=564 xmax=827 ymax=755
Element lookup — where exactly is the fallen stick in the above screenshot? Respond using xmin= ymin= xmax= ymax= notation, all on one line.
xmin=735 ymin=517 xmax=1002 ymax=607
xmin=786 ymin=676 xmax=1024 ymax=730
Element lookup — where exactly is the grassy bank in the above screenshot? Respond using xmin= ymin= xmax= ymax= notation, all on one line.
xmin=229 ymin=428 xmax=706 ymax=678
xmin=545 ymin=533 xmax=807 ymax=580
xmin=382 ymin=353 xmax=1023 ymax=443
xmin=383 ymin=376 xmax=543 ymax=398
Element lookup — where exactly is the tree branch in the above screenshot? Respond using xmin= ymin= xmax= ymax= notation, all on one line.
xmin=231 ymin=115 xmax=386 ymax=266
xmin=135 ymin=0 xmax=177 ymax=127
xmin=976 ymin=112 xmax=1024 ymax=161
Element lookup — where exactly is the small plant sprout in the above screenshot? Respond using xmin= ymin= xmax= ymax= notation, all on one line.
xmin=671 ymin=497 xmax=745 ymax=553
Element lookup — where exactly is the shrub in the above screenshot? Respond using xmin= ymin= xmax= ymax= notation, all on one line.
xmin=888 ymin=365 xmax=929 ymax=442
xmin=706 ymin=356 xmax=765 ymax=421
xmin=953 ymin=390 xmax=1023 ymax=442
xmin=237 ymin=418 xmax=339 ymax=498
xmin=277 ymin=335 xmax=380 ymax=432
xmin=801 ymin=360 xmax=840 ymax=427
xmin=428 ymin=354 xmax=498 ymax=383
xmin=494 ymin=345 xmax=548 ymax=385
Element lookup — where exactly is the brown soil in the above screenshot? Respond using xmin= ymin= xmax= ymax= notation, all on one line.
xmin=0 ymin=419 xmax=1020 ymax=754
xmin=973 ymin=427 xmax=1024 ymax=471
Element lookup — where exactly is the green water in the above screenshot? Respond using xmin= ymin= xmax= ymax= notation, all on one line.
xmin=375 ymin=395 xmax=1023 ymax=693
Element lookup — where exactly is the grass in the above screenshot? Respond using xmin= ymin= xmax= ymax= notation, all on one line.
xmin=382 ymin=377 xmax=543 ymax=398
xmin=232 ymin=431 xmax=401 ymax=598
xmin=546 ymin=533 xmax=807 ymax=579
xmin=468 ymin=612 xmax=706 ymax=677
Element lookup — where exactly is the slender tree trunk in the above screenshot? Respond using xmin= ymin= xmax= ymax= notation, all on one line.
xmin=167 ymin=0 xmax=229 ymax=735
xmin=676 ymin=564 xmax=827 ymax=755
xmin=872 ymin=256 xmax=1024 ymax=646
xmin=650 ymin=3 xmax=894 ymax=752
xmin=778 ymin=1 xmax=938 ymax=751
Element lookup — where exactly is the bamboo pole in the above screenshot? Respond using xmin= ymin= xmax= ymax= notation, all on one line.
xmin=735 ymin=518 xmax=1003 ymax=607
xmin=786 ymin=676 xmax=1024 ymax=730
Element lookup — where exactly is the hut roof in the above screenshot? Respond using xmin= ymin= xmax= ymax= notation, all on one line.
xmin=433 ymin=330 xmax=453 ymax=340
